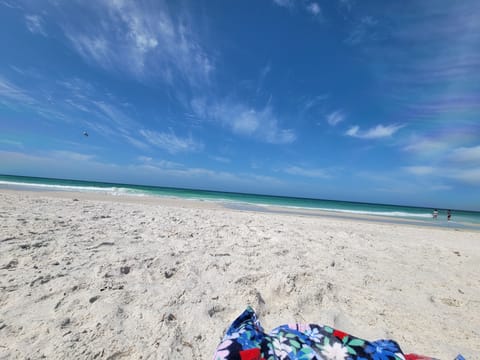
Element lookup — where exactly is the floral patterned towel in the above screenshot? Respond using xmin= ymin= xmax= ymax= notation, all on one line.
xmin=213 ymin=307 xmax=465 ymax=360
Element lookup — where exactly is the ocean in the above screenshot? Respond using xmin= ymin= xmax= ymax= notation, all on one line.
xmin=1 ymin=174 xmax=479 ymax=229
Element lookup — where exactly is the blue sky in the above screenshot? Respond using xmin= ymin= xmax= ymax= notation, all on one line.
xmin=1 ymin=0 xmax=479 ymax=210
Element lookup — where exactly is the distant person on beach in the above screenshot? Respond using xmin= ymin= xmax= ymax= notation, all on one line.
xmin=447 ymin=209 xmax=452 ymax=221
xmin=433 ymin=209 xmax=438 ymax=219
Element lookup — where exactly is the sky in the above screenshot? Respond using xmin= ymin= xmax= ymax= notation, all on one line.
xmin=0 ymin=0 xmax=479 ymax=210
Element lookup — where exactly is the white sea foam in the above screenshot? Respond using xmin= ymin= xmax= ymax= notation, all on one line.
xmin=0 ymin=180 xmax=141 ymax=196
xmin=246 ymin=202 xmax=433 ymax=219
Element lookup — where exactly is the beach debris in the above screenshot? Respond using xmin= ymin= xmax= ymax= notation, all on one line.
xmin=255 ymin=290 xmax=266 ymax=306
xmin=120 ymin=266 xmax=131 ymax=275
xmin=60 ymin=318 xmax=70 ymax=328
xmin=208 ymin=305 xmax=225 ymax=317
xmin=441 ymin=297 xmax=461 ymax=307
xmin=100 ymin=280 xmax=124 ymax=291
xmin=164 ymin=268 xmax=176 ymax=278
xmin=453 ymin=251 xmax=461 ymax=256
xmin=73 ymin=198 xmax=79 ymax=201
xmin=89 ymin=295 xmax=100 ymax=303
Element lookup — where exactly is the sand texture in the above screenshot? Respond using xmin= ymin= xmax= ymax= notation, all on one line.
xmin=0 ymin=190 xmax=479 ymax=359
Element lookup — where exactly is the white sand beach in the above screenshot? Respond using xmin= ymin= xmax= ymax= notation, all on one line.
xmin=0 ymin=189 xmax=479 ymax=359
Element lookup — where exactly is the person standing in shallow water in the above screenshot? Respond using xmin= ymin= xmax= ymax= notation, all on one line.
xmin=447 ymin=209 xmax=452 ymax=221
xmin=433 ymin=209 xmax=438 ymax=219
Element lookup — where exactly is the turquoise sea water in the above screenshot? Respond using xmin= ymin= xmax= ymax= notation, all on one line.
xmin=1 ymin=174 xmax=479 ymax=229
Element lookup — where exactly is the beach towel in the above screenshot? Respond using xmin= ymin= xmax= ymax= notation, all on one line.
xmin=213 ymin=307 xmax=465 ymax=360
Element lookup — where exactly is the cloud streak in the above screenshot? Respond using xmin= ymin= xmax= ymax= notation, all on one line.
xmin=192 ymin=98 xmax=296 ymax=144
xmin=0 ymin=76 xmax=36 ymax=104
xmin=25 ymin=14 xmax=47 ymax=36
xmin=346 ymin=124 xmax=404 ymax=139
xmin=404 ymin=144 xmax=480 ymax=186
xmin=447 ymin=145 xmax=480 ymax=164
xmin=326 ymin=110 xmax=345 ymax=126
xmin=306 ymin=3 xmax=321 ymax=16
xmin=272 ymin=0 xmax=294 ymax=8
xmin=284 ymin=166 xmax=329 ymax=178
xmin=404 ymin=164 xmax=480 ymax=186
xmin=139 ymin=129 xmax=203 ymax=154
xmin=62 ymin=1 xmax=214 ymax=86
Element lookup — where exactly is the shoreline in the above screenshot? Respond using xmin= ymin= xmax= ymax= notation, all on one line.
xmin=1 ymin=188 xmax=477 ymax=232
xmin=1 ymin=189 xmax=479 ymax=358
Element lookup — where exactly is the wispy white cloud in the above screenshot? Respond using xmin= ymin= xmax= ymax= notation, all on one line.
xmin=403 ymin=136 xmax=448 ymax=153
xmin=339 ymin=0 xmax=355 ymax=12
xmin=447 ymin=145 xmax=480 ymax=164
xmin=210 ymin=155 xmax=231 ymax=163
xmin=284 ymin=166 xmax=329 ymax=178
xmin=301 ymin=94 xmax=329 ymax=113
xmin=0 ymin=139 xmax=24 ymax=148
xmin=190 ymin=97 xmax=208 ymax=118
xmin=272 ymin=0 xmax=294 ymax=8
xmin=449 ymin=168 xmax=480 ymax=185
xmin=0 ymin=76 xmax=35 ymax=104
xmin=0 ymin=75 xmax=73 ymax=123
xmin=62 ymin=1 xmax=213 ymax=86
xmin=1 ymin=73 xmax=191 ymax=156
xmin=403 ymin=143 xmax=480 ymax=186
xmin=326 ymin=110 xmax=345 ymax=126
xmin=214 ymin=103 xmax=296 ymax=144
xmin=55 ymin=78 xmax=144 ymax=141
xmin=93 ymin=100 xmax=135 ymax=133
xmin=139 ymin=129 xmax=203 ymax=154
xmin=137 ymin=156 xmax=182 ymax=169
xmin=66 ymin=33 xmax=111 ymax=69
xmin=191 ymin=98 xmax=296 ymax=144
xmin=123 ymin=134 xmax=149 ymax=150
xmin=25 ymin=14 xmax=47 ymax=36
xmin=306 ymin=2 xmax=321 ymax=16
xmin=50 ymin=150 xmax=95 ymax=162
xmin=346 ymin=123 xmax=404 ymax=139
xmin=273 ymin=0 xmax=324 ymax=18
xmin=345 ymin=16 xmax=379 ymax=45
xmin=0 ymin=0 xmax=22 ymax=9
xmin=403 ymin=166 xmax=435 ymax=176
xmin=260 ymin=63 xmax=271 ymax=79
xmin=403 ymin=164 xmax=480 ymax=186
xmin=256 ymin=63 xmax=271 ymax=95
